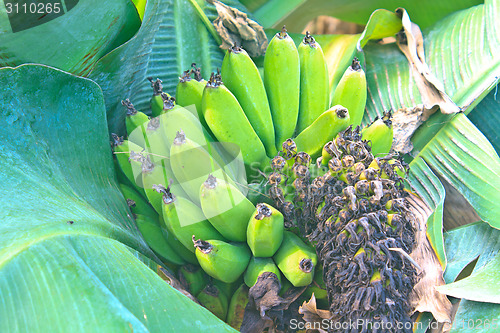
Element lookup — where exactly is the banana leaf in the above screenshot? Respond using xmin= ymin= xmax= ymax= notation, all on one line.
xmin=0 ymin=64 xmax=236 ymax=332
xmin=0 ymin=0 xmax=141 ymax=75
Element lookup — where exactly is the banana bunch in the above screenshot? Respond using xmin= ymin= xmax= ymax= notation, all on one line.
xmin=109 ymin=26 xmax=409 ymax=328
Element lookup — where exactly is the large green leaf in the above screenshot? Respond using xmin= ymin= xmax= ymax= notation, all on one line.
xmin=414 ymin=113 xmax=500 ymax=229
xmin=248 ymin=0 xmax=482 ymax=31
xmin=0 ymin=64 xmax=235 ymax=332
xmin=0 ymin=0 xmax=140 ymax=75
xmin=438 ymin=222 xmax=500 ymax=303
xmin=88 ymin=0 xmax=248 ymax=135
xmin=468 ymin=86 xmax=500 ymax=155
xmin=440 ymin=222 xmax=500 ymax=331
xmin=407 ymin=157 xmax=446 ymax=267
xmin=442 ymin=222 xmax=500 ymax=284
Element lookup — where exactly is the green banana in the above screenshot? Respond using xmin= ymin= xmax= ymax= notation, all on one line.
xmin=176 ymin=64 xmax=208 ymax=128
xmin=200 ymin=175 xmax=255 ymax=242
xmin=244 ymin=257 xmax=281 ymax=287
xmin=178 ymin=264 xmax=207 ymax=296
xmin=147 ymin=77 xmax=165 ymax=118
xmin=119 ymin=183 xmax=157 ymax=222
xmin=112 ymin=134 xmax=146 ymax=194
xmin=193 ymin=237 xmax=251 ymax=283
xmin=273 ymin=231 xmax=317 ymax=287
xmin=293 ymin=105 xmax=351 ymax=158
xmin=123 ymin=99 xmax=149 ymax=138
xmin=226 ymin=284 xmax=249 ymax=330
xmin=160 ymin=221 xmax=198 ymax=264
xmin=221 ymin=45 xmax=277 ymax=157
xmin=361 ymin=111 xmax=394 ymax=157
xmin=296 ymin=32 xmax=330 ymax=133
xmin=169 ymin=131 xmax=232 ymax=205
xmin=331 ymin=57 xmax=367 ymax=126
xmin=196 ymin=284 xmax=229 ymax=321
xmin=134 ymin=214 xmax=186 ymax=265
xmin=202 ymin=72 xmax=268 ymax=169
xmin=161 ymin=191 xmax=225 ymax=252
xmin=143 ymin=117 xmax=169 ymax=164
xmin=161 ymin=105 xmax=210 ymax=149
xmin=139 ymin=156 xmax=186 ymax=215
xmin=264 ymin=26 xmax=300 ymax=150
xmin=246 ymin=203 xmax=284 ymax=257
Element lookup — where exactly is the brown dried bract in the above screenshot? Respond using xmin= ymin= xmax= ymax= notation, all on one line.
xmin=210 ymin=0 xmax=268 ymax=57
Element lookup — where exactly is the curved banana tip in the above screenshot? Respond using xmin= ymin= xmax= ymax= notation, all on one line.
xmin=192 ymin=236 xmax=213 ymax=254
xmin=255 ymin=203 xmax=272 ymax=220
xmin=299 ymin=258 xmax=314 ymax=273
xmin=351 ymin=57 xmax=362 ymax=71
xmin=203 ymin=174 xmax=217 ymax=189
xmin=122 ymin=99 xmax=137 ymax=116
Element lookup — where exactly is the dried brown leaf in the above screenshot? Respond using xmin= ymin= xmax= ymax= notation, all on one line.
xmin=392 ymin=105 xmax=435 ymax=154
xmin=298 ymin=294 xmax=331 ymax=333
xmin=406 ymin=193 xmax=453 ymax=323
xmin=209 ymin=0 xmax=268 ymax=57
xmin=396 ymin=8 xmax=460 ymax=116
xmin=240 ymin=272 xmax=306 ymax=333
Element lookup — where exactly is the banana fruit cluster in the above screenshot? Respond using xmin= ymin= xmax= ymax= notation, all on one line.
xmin=266 ymin=125 xmax=418 ymax=330
xmin=109 ymin=26 xmax=406 ymax=329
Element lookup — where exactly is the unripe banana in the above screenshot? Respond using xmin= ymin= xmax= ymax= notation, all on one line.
xmin=221 ymin=46 xmax=277 ymax=157
xmin=264 ymin=26 xmax=300 ymax=150
xmin=200 ymin=175 xmax=255 ymax=242
xmin=143 ymin=117 xmax=169 ymax=164
xmin=293 ymin=105 xmax=351 ymax=158
xmin=123 ymin=99 xmax=149 ymax=137
xmin=331 ymin=57 xmax=367 ymax=126
xmin=296 ymin=32 xmax=330 ymax=133
xmin=273 ymin=231 xmax=317 ymax=287
xmin=244 ymin=257 xmax=281 ymax=287
xmin=161 ymin=191 xmax=225 ymax=252
xmin=169 ymin=131 xmax=230 ymax=205
xmin=193 ymin=237 xmax=251 ymax=283
xmin=246 ymin=203 xmax=284 ymax=257
xmin=202 ymin=72 xmax=268 ymax=169
xmin=134 ymin=214 xmax=186 ymax=265
xmin=139 ymin=157 xmax=186 ymax=215
xmin=176 ymin=64 xmax=208 ymax=128
xmin=361 ymin=111 xmax=394 ymax=157
xmin=178 ymin=264 xmax=207 ymax=296
xmin=226 ymin=284 xmax=249 ymax=330
xmin=159 ymin=221 xmax=198 ymax=264
xmin=161 ymin=105 xmax=211 ymax=149
xmin=119 ymin=183 xmax=157 ymax=222
xmin=147 ymin=77 xmax=165 ymax=118
xmin=196 ymin=284 xmax=228 ymax=321
xmin=112 ymin=134 xmax=146 ymax=195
